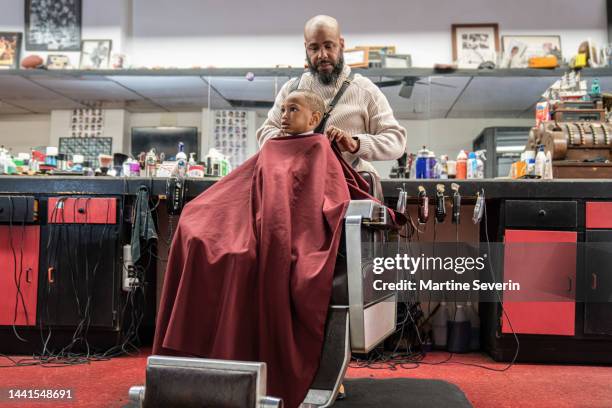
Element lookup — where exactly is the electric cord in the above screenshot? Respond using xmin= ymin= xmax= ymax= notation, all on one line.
xmin=0 ymin=194 xmax=147 ymax=368
xmin=351 ymin=190 xmax=520 ymax=373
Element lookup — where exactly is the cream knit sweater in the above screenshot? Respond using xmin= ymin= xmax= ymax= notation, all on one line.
xmin=256 ymin=65 xmax=407 ymax=174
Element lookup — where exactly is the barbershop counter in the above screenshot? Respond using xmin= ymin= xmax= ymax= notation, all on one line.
xmin=2 ymin=176 xmax=612 ymax=199
xmin=3 ymin=175 xmax=612 ymax=365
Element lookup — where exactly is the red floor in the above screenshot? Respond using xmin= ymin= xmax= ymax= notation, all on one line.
xmin=0 ymin=351 xmax=611 ymax=408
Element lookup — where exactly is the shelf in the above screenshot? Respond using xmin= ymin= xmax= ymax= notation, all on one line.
xmin=1 ymin=67 xmax=611 ymax=78
xmin=0 ymin=67 xmax=609 ymax=118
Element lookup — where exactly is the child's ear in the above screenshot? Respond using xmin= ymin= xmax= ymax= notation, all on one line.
xmin=311 ymin=111 xmax=323 ymax=127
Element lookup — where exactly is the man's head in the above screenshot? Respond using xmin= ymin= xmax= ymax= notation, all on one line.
xmin=280 ymin=89 xmax=325 ymax=135
xmin=304 ymin=15 xmax=345 ymax=85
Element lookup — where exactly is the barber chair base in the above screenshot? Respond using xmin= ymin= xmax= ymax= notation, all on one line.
xmin=301 ymin=307 xmax=350 ymax=408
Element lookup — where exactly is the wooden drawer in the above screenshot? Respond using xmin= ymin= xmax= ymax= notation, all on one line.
xmin=48 ymin=197 xmax=117 ymax=224
xmin=586 ymin=202 xmax=612 ymax=229
xmin=505 ymin=200 xmax=577 ymax=229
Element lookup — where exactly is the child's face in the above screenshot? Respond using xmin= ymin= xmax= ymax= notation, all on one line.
xmin=280 ymin=94 xmax=321 ymax=135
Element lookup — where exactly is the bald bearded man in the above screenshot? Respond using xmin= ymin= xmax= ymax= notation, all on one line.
xmin=256 ymin=15 xmax=407 ymax=175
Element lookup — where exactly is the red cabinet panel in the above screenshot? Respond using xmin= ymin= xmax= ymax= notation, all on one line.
xmin=586 ymin=202 xmax=612 ymax=229
xmin=48 ymin=197 xmax=116 ymax=224
xmin=0 ymin=225 xmax=40 ymax=326
xmin=502 ymin=229 xmax=577 ymax=336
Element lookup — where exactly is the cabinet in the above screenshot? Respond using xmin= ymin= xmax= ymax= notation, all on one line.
xmin=502 ymin=229 xmax=577 ymax=336
xmin=39 ymin=197 xmax=120 ymax=329
xmin=0 ymin=225 xmax=40 ymax=326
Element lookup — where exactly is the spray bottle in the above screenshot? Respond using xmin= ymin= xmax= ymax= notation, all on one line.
xmin=475 ymin=150 xmax=486 ymax=179
xmin=467 ymin=152 xmax=477 ymax=179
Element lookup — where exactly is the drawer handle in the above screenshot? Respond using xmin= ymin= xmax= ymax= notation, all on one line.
xmin=77 ymin=207 xmax=86 ymax=214
xmin=26 ymin=267 xmax=32 ymax=283
xmin=592 ymin=273 xmax=598 ymax=290
xmin=538 ymin=209 xmax=547 ymax=217
xmin=48 ymin=267 xmax=55 ymax=284
xmin=568 ymin=277 xmax=573 ymax=292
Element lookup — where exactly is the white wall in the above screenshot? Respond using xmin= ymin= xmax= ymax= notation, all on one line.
xmin=130 ymin=0 xmax=608 ymax=68
xmin=0 ymin=1 xmax=607 ymax=67
xmin=0 ymin=115 xmax=50 ymax=154
xmin=0 ymin=0 xmax=130 ymax=68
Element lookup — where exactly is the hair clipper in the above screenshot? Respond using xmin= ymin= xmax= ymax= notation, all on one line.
xmin=473 ymin=189 xmax=485 ymax=224
xmin=417 ymin=186 xmax=429 ymax=224
xmin=435 ymin=184 xmax=446 ymax=223
xmin=451 ymin=183 xmax=461 ymax=224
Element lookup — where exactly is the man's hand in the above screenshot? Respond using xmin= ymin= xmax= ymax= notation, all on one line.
xmin=326 ymin=126 xmax=360 ymax=153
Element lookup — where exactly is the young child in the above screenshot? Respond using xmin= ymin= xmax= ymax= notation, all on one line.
xmin=279 ymin=89 xmax=325 ymax=136
xmin=280 ymin=89 xmax=348 ymax=401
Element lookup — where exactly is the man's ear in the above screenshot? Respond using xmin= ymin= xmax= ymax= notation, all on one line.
xmin=339 ymin=37 xmax=345 ymax=50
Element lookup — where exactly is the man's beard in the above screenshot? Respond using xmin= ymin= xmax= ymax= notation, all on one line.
xmin=307 ymin=53 xmax=344 ymax=85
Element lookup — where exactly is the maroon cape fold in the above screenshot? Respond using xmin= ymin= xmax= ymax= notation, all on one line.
xmin=153 ymin=133 xmax=380 ymax=408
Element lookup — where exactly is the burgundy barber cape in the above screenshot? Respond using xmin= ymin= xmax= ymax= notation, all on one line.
xmin=153 ymin=133 xmax=378 ymax=408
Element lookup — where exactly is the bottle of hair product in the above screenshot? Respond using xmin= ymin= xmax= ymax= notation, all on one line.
xmin=544 ymin=151 xmax=553 ymax=179
xmin=176 ymin=142 xmax=187 ymax=177
xmin=467 ymin=152 xmax=477 ymax=179
xmin=416 ymin=146 xmax=428 ymax=179
xmin=475 ymin=150 xmax=486 ymax=179
xmin=456 ymin=150 xmax=467 ymax=179
xmin=426 ymin=150 xmax=437 ymax=179
xmin=535 ymin=145 xmax=546 ymax=178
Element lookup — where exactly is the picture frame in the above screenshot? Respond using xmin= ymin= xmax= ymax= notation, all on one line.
xmin=0 ymin=32 xmax=22 ymax=69
xmin=344 ymin=48 xmax=369 ymax=68
xmin=46 ymin=54 xmax=70 ymax=69
xmin=80 ymin=39 xmax=112 ymax=69
xmin=25 ymin=0 xmax=81 ymax=51
xmin=451 ymin=23 xmax=500 ymax=69
xmin=501 ymin=35 xmax=562 ymax=68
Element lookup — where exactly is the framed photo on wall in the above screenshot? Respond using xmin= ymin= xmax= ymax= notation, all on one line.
xmin=25 ymin=0 xmax=81 ymax=51
xmin=80 ymin=40 xmax=112 ymax=69
xmin=452 ymin=23 xmax=500 ymax=68
xmin=0 ymin=32 xmax=22 ymax=69
xmin=501 ymin=35 xmax=562 ymax=68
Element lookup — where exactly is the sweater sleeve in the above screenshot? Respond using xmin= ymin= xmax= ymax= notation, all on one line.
xmin=351 ymin=82 xmax=407 ymax=161
xmin=255 ymin=78 xmax=299 ymax=146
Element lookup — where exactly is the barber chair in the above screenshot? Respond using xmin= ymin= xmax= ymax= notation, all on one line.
xmin=302 ymin=172 xmax=397 ymax=407
xmin=128 ymin=173 xmax=396 ymax=408
xmin=127 ymin=356 xmax=282 ymax=408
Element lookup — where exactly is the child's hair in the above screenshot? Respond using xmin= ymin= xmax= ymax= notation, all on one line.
xmin=288 ymin=89 xmax=326 ymax=115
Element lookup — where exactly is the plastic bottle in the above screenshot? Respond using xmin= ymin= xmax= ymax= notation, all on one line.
xmin=436 ymin=155 xmax=448 ymax=179
xmin=544 ymin=151 xmax=553 ymax=179
xmin=527 ymin=158 xmax=536 ymax=177
xmin=535 ymin=145 xmax=546 ymax=178
xmin=475 ymin=150 xmax=486 ymax=179
xmin=432 ymin=302 xmax=450 ymax=349
xmin=466 ymin=301 xmax=481 ymax=351
xmin=467 ymin=152 xmax=477 ymax=179
xmin=456 ymin=150 xmax=467 ymax=179
xmin=188 ymin=152 xmax=197 ymax=168
xmin=447 ymin=303 xmax=472 ymax=353
xmin=176 ymin=142 xmax=187 ymax=177
xmin=426 ymin=150 xmax=436 ymax=179
xmin=145 ymin=149 xmax=157 ymax=177
xmin=416 ymin=146 xmax=429 ymax=179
